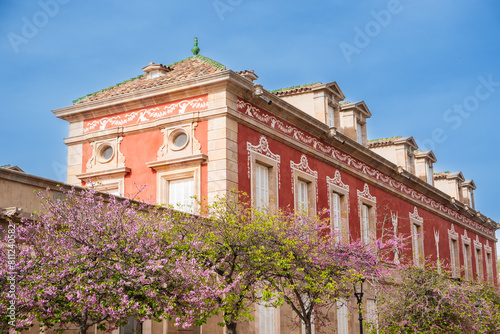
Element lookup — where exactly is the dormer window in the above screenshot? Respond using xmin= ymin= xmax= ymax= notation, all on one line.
xmin=149 ymin=70 xmax=160 ymax=79
xmin=461 ymin=180 xmax=476 ymax=209
xmin=368 ymin=136 xmax=419 ymax=175
xmin=338 ymin=101 xmax=371 ymax=145
xmin=142 ymin=62 xmax=172 ymax=80
xmin=413 ymin=150 xmax=437 ymax=185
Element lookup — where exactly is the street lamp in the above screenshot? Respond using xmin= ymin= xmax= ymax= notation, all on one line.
xmin=475 ymin=299 xmax=483 ymax=331
xmin=354 ymin=277 xmax=366 ymax=334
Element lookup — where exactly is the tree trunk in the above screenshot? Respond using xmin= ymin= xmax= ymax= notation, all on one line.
xmin=78 ymin=327 xmax=87 ymax=334
xmin=303 ymin=321 xmax=312 ymax=334
xmin=226 ymin=321 xmax=238 ymax=334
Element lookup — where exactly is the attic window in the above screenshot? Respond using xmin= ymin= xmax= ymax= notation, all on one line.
xmin=142 ymin=62 xmax=171 ymax=80
xmin=149 ymin=70 xmax=160 ymax=79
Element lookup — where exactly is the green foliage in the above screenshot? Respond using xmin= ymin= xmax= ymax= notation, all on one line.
xmin=372 ymin=263 xmax=500 ymax=334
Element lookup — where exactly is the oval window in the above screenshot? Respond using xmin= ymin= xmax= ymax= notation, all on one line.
xmin=172 ymin=132 xmax=188 ymax=148
xmin=100 ymin=145 xmax=114 ymax=161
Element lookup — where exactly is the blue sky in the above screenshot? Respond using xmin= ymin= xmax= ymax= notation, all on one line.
xmin=1 ymin=0 xmax=500 ymax=249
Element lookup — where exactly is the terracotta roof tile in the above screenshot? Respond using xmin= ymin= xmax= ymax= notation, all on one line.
xmin=73 ymin=55 xmax=226 ymax=104
xmin=271 ymin=82 xmax=322 ymax=96
xmin=367 ymin=136 xmax=402 ymax=148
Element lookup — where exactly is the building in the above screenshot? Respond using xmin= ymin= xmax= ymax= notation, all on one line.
xmin=50 ymin=40 xmax=498 ymax=333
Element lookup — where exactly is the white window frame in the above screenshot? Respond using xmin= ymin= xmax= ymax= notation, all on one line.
xmin=462 ymin=230 xmax=472 ymax=281
xmin=327 ymin=171 xmax=350 ymax=242
xmin=168 ymin=177 xmax=195 ymax=213
xmin=327 ymin=104 xmax=335 ymax=127
xmin=366 ymin=298 xmax=378 ymax=331
xmin=291 ymin=155 xmax=317 ymax=218
xmin=410 ymin=208 xmax=424 ymax=267
xmin=156 ymin=165 xmax=201 ymax=214
xmin=336 ymin=298 xmax=349 ymax=334
xmin=248 ymin=136 xmax=280 ymax=211
xmin=93 ymin=179 xmax=123 ymax=196
xmin=474 ymin=240 xmax=484 ymax=281
xmin=254 ymin=163 xmax=270 ymax=210
xmin=297 ymin=179 xmax=310 ymax=214
xmin=449 ymin=237 xmax=460 ymax=278
xmin=356 ymin=122 xmax=363 ymax=144
xmin=357 ymin=184 xmax=376 ymax=244
xmin=257 ymin=302 xmax=277 ymax=334
xmin=426 ymin=161 xmax=433 ymax=185
xmin=486 ymin=250 xmax=493 ymax=283
xmin=475 ymin=247 xmax=483 ymax=281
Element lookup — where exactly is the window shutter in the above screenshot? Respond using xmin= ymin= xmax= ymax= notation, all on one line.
xmin=297 ymin=180 xmax=308 ymax=212
xmin=332 ymin=193 xmax=341 ymax=239
xmin=255 ymin=164 xmax=269 ymax=209
xmin=259 ymin=304 xmax=275 ymax=334
xmin=361 ymin=204 xmax=369 ymax=242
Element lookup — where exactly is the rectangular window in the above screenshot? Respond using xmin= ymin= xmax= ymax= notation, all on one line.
xmin=475 ymin=247 xmax=483 ymax=281
xmin=426 ymin=162 xmax=433 ymax=185
xmin=412 ymin=223 xmax=424 ymax=267
xmin=255 ymin=164 xmax=270 ymax=209
xmin=450 ymin=238 xmax=460 ymax=278
xmin=328 ymin=105 xmax=335 ymax=127
xmin=366 ymin=299 xmax=378 ymax=330
xmin=486 ymin=251 xmax=493 ymax=283
xmin=337 ymin=299 xmax=348 ymax=334
xmin=357 ymin=122 xmax=363 ymax=144
xmin=332 ymin=192 xmax=341 ymax=239
xmin=258 ymin=304 xmax=275 ymax=334
xmin=463 ymin=243 xmax=472 ymax=281
xmin=120 ymin=317 xmax=142 ymax=334
xmin=169 ymin=178 xmax=194 ymax=213
xmin=361 ymin=204 xmax=370 ymax=243
xmin=297 ymin=179 xmax=309 ymax=214
xmin=406 ymin=151 xmax=413 ymax=173
xmin=468 ymin=189 xmax=474 ymax=208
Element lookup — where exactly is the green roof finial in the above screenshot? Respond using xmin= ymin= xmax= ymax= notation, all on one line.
xmin=191 ymin=37 xmax=200 ymax=55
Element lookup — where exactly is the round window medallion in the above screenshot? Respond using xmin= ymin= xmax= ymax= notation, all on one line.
xmin=99 ymin=145 xmax=114 ymax=162
xmin=171 ymin=131 xmax=189 ymax=150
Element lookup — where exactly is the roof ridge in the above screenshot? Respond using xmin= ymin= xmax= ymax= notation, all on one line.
xmin=169 ymin=55 xmax=226 ymax=70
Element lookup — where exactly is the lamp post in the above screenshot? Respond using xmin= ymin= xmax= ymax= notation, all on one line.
xmin=475 ymin=299 xmax=483 ymax=332
xmin=354 ymin=278 xmax=366 ymax=334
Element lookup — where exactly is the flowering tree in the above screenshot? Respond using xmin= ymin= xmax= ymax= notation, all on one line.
xmin=372 ymin=263 xmax=500 ymax=333
xmin=184 ymin=196 xmax=398 ymax=334
xmin=0 ymin=188 xmax=229 ymax=334
xmin=259 ymin=214 xmax=397 ymax=334
xmin=181 ymin=197 xmax=276 ymax=334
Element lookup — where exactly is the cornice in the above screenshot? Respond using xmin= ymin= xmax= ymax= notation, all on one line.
xmin=53 ymin=70 xmax=244 ymax=122
xmin=234 ymin=98 xmax=498 ymax=239
xmin=76 ymin=167 xmax=131 ymax=181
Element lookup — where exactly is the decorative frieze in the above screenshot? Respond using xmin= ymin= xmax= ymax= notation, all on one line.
xmin=84 ymin=95 xmax=208 ymax=133
xmin=237 ymin=98 xmax=494 ymax=237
